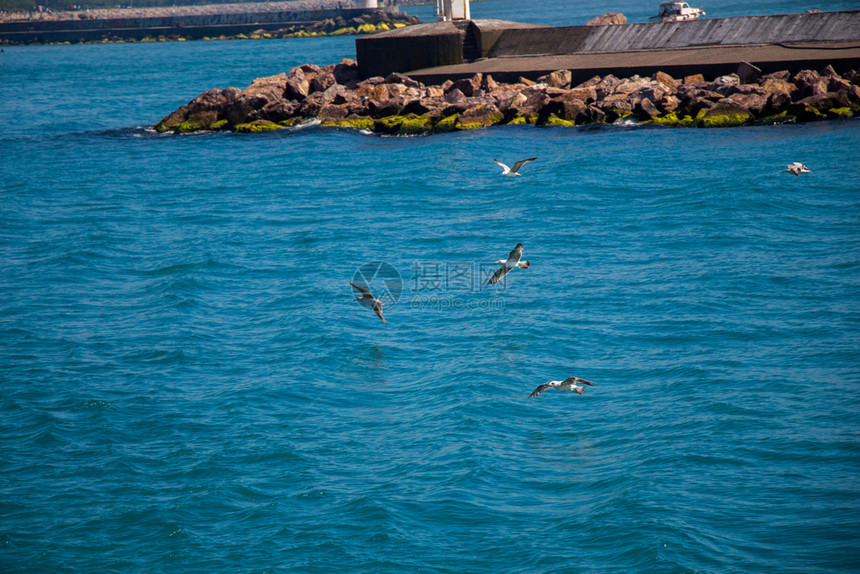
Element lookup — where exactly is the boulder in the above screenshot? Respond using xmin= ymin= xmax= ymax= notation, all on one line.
xmin=736 ymin=61 xmax=762 ymax=84
xmin=652 ymin=71 xmax=679 ymax=92
xmin=634 ymin=97 xmax=660 ymax=120
xmin=719 ymin=92 xmax=766 ymax=116
xmin=538 ymin=70 xmax=572 ymax=89
xmin=241 ymin=73 xmax=287 ymax=101
xmin=254 ymin=100 xmax=300 ymax=123
xmin=585 ymin=12 xmax=627 ymax=25
xmin=763 ymin=91 xmax=792 ymax=116
xmin=792 ymin=70 xmax=828 ymax=98
xmin=285 ymin=69 xmax=311 ymax=101
xmin=385 ymin=72 xmax=422 ymax=89
xmin=683 ymin=73 xmax=705 ymax=84
xmin=311 ymin=72 xmax=337 ymax=93
xmin=761 ymin=70 xmax=791 ymax=82
xmin=574 ymin=75 xmax=603 ymax=89
xmin=576 ymin=104 xmax=606 ymax=124
xmin=679 ymin=96 xmax=716 ymax=117
xmin=546 ymin=94 xmax=587 ymax=121
xmin=333 ymin=59 xmax=360 ymax=86
xmin=612 ymin=75 xmax=650 ymax=96
xmin=318 ymin=103 xmax=349 ymax=122
xmin=658 ymin=95 xmax=681 ymax=114
xmin=509 ymin=86 xmax=552 ymax=120
xmin=448 ymin=76 xmax=480 ymax=97
xmin=456 ymin=102 xmax=503 ymax=129
xmin=368 ymin=96 xmax=408 ymax=118
xmin=699 ymin=101 xmax=754 ymax=127
xmin=481 ymin=74 xmax=499 ymax=93
xmin=706 ymin=74 xmax=741 ymax=95
xmin=760 ymin=78 xmax=797 ymax=97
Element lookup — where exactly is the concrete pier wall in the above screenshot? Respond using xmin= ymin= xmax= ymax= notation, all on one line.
xmin=358 ymin=10 xmax=860 ymax=79
xmin=487 ymin=10 xmax=860 ymax=58
xmin=356 ymin=21 xmax=463 ymax=78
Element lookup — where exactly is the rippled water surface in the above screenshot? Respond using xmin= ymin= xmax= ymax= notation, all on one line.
xmin=2 ymin=3 xmax=860 ymax=572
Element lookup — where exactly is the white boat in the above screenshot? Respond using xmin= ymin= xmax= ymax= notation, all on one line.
xmin=651 ymin=1 xmax=706 ymax=22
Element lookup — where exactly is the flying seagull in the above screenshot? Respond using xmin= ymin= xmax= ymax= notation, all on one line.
xmin=487 ymin=242 xmax=530 ymax=285
xmin=529 ymin=376 xmax=596 ymax=398
xmin=349 ymin=282 xmax=385 ymax=323
xmin=783 ymin=162 xmax=811 ymax=176
xmin=494 ymin=157 xmax=537 ymax=177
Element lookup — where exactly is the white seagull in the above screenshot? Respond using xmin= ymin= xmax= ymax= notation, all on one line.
xmin=494 ymin=157 xmax=537 ymax=177
xmin=487 ymin=242 xmax=530 ymax=285
xmin=349 ymin=282 xmax=386 ymax=323
xmin=783 ymin=162 xmax=811 ymax=176
xmin=529 ymin=376 xmax=596 ymax=398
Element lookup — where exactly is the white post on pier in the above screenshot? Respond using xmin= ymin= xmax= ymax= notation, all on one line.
xmin=436 ymin=0 xmax=470 ymax=21
xmin=356 ymin=0 xmax=379 ymax=8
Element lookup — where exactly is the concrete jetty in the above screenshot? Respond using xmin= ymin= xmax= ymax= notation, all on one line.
xmin=0 ymin=0 xmax=403 ymax=44
xmin=356 ymin=10 xmax=860 ymax=82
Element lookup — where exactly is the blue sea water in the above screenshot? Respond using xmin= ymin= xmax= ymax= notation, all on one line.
xmin=1 ymin=1 xmax=860 ymax=572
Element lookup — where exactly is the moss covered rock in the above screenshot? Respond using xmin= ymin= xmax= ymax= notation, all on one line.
xmin=234 ymin=120 xmax=283 ymax=133
xmin=321 ymin=117 xmax=375 ymax=130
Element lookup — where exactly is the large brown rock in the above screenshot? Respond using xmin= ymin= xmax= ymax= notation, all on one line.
xmin=546 ymin=94 xmax=587 ymax=121
xmin=594 ymin=75 xmax=621 ymax=99
xmin=385 ymin=72 xmax=422 ymax=89
xmin=585 ymin=12 xmax=626 ymax=25
xmin=457 ymin=102 xmax=503 ymax=128
xmin=718 ymin=92 xmax=766 ymax=116
xmin=318 ymin=104 xmax=349 ymax=122
xmin=634 ymin=97 xmax=660 ymax=120
xmin=332 ymin=59 xmax=360 ymax=86
xmin=285 ymin=69 xmax=311 ymax=101
xmin=226 ymin=94 xmax=270 ymax=126
xmin=538 ymin=70 xmax=572 ymax=89
xmin=760 ymin=78 xmax=797 ymax=97
xmin=509 ymin=86 xmax=552 ymax=119
xmin=706 ymin=74 xmax=741 ymax=95
xmin=311 ymin=72 xmax=336 ymax=94
xmin=763 ymin=91 xmax=792 ymax=115
xmin=652 ymin=71 xmax=679 ymax=92
xmin=658 ymin=95 xmax=681 ymax=114
xmin=449 ymin=76 xmax=481 ymax=97
xmin=254 ymin=100 xmax=299 ymax=123
xmin=576 ymin=104 xmax=606 ymax=124
xmin=792 ymin=70 xmax=828 ymax=98
xmin=242 ymin=73 xmax=287 ymax=101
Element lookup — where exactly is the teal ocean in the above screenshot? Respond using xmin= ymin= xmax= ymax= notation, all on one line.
xmin=2 ymin=1 xmax=860 ymax=572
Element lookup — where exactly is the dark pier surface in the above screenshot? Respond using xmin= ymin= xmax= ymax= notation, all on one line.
xmin=356 ymin=11 xmax=860 ymax=81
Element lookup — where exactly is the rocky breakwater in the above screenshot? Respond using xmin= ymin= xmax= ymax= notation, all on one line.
xmin=155 ymin=60 xmax=860 ymax=135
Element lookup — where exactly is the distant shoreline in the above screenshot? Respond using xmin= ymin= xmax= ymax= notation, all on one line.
xmin=0 ymin=0 xmax=430 ymax=23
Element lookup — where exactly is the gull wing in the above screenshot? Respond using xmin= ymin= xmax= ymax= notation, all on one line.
xmin=563 ymin=376 xmax=595 ymax=387
xmin=510 ymin=157 xmax=537 ymax=173
xmin=372 ymin=301 xmax=386 ymax=323
xmin=529 ymin=382 xmax=557 ymax=398
xmin=488 ymin=265 xmax=512 ymax=285
xmin=493 ymin=159 xmax=510 ymax=172
xmin=349 ymin=282 xmax=373 ymax=297
xmin=506 ymin=243 xmax=524 ymax=264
